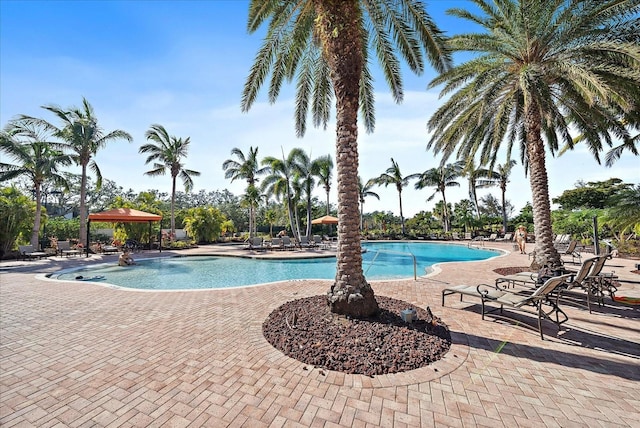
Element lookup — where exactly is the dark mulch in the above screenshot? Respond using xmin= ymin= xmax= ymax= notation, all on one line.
xmin=493 ymin=266 xmax=532 ymax=276
xmin=262 ymin=295 xmax=451 ymax=377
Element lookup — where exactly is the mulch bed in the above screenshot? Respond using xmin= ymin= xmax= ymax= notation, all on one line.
xmin=262 ymin=295 xmax=451 ymax=376
xmin=493 ymin=266 xmax=532 ymax=276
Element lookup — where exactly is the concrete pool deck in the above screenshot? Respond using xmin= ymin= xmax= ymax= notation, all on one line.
xmin=1 ymin=241 xmax=639 ymax=427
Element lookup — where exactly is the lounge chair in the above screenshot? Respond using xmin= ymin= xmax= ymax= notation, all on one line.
xmin=583 ymin=254 xmax=618 ymax=311
xmin=560 ymin=240 xmax=582 ymax=264
xmin=312 ymin=235 xmax=325 ymax=248
xmin=480 ymin=274 xmax=573 ymax=339
xmin=281 ymin=236 xmax=294 ymax=250
xmin=101 ymin=245 xmax=119 ymax=254
xmin=464 ymin=232 xmax=472 ymax=240
xmin=18 ymin=245 xmax=48 ymax=260
xmin=483 ymin=233 xmax=498 ymax=241
xmin=496 ymin=233 xmax=512 ymax=242
xmin=57 ymin=241 xmax=82 ymax=257
xmin=299 ymin=236 xmax=313 ymax=248
xmin=553 ymin=234 xmax=571 ymax=250
xmin=559 ymin=256 xmax=599 ymax=310
xmin=443 ymin=274 xmax=573 ymax=339
xmin=269 ymin=237 xmax=283 ymax=250
xmin=249 ymin=237 xmax=266 ymax=251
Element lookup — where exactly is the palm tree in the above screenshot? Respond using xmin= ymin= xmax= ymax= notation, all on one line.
xmin=290 ymin=148 xmax=322 ymax=238
xmin=313 ymin=155 xmax=333 ymax=216
xmin=464 ymin=159 xmax=496 ymax=221
xmin=140 ymin=124 xmax=200 ymax=237
xmin=412 ymin=161 xmax=464 ymax=232
xmin=241 ymin=184 xmax=265 ymax=237
xmin=261 ymin=150 xmax=301 ymax=241
xmin=606 ymin=185 xmax=640 ymax=236
xmin=17 ymin=98 xmax=132 ymax=245
xmin=222 ymin=146 xmax=268 ymax=186
xmin=242 ymin=0 xmax=450 ymax=317
xmin=488 ymin=160 xmax=518 ymax=234
xmin=0 ymin=120 xmax=71 ymax=248
xmin=222 ymin=146 xmax=268 ymax=237
xmin=373 ymin=159 xmax=413 ymax=235
xmin=427 ymin=0 xmax=639 ymax=267
xmin=358 ymin=176 xmax=379 ymax=231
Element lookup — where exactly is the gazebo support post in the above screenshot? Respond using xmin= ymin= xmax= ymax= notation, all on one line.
xmin=86 ymin=220 xmax=91 ymax=258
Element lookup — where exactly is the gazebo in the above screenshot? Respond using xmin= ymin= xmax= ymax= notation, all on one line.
xmin=86 ymin=208 xmax=162 ymax=257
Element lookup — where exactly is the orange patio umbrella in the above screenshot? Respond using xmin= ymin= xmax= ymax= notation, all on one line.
xmin=311 ymin=215 xmax=339 ymax=225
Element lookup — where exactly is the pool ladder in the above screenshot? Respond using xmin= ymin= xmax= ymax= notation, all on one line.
xmin=364 ymin=249 xmax=418 ymax=280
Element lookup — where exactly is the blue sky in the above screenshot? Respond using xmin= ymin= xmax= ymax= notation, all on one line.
xmin=1 ymin=0 xmax=637 ymax=218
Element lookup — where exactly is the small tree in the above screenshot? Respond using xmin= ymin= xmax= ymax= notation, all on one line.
xmin=0 ymin=187 xmax=35 ymax=256
xmin=183 ymin=207 xmax=226 ymax=244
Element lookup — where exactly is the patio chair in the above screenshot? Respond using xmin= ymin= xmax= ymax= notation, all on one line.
xmin=496 ymin=233 xmax=513 ymax=242
xmin=479 ymin=274 xmax=573 ymax=340
xmin=281 ymin=236 xmax=295 ymax=250
xmin=299 ymin=236 xmax=313 ymax=248
xmin=57 ymin=241 xmax=82 ymax=257
xmin=583 ymin=254 xmax=618 ymax=311
xmin=560 ymin=256 xmax=599 ymax=307
xmin=483 ymin=233 xmax=498 ymax=241
xmin=269 ymin=237 xmax=283 ymax=250
xmin=18 ymin=245 xmax=48 ymax=260
xmin=560 ymin=240 xmax=582 ymax=264
xmin=312 ymin=235 xmax=324 ymax=248
xmin=249 ymin=237 xmax=266 ymax=251
xmin=553 ymin=234 xmax=571 ymax=251
xmin=464 ymin=232 xmax=472 ymax=240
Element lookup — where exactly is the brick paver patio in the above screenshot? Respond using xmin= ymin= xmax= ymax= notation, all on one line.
xmin=1 ymin=242 xmax=639 ymax=427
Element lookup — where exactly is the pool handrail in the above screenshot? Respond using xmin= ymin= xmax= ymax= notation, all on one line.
xmin=365 ymin=249 xmax=417 ymax=281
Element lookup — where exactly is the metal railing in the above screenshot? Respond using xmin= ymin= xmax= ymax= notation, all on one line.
xmin=364 ymin=249 xmax=417 ymax=280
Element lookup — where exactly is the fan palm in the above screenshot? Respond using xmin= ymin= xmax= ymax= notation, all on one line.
xmin=358 ymin=176 xmax=379 ymax=231
xmin=373 ymin=158 xmax=414 ymax=235
xmin=427 ymin=0 xmax=640 ymax=267
xmin=242 ymin=0 xmax=450 ymax=317
xmin=0 ymin=121 xmax=71 ymax=247
xmin=222 ymin=146 xmax=268 ymax=237
xmin=17 ymin=98 xmax=132 ymax=245
xmin=412 ymin=161 xmax=464 ymax=232
xmin=140 ymin=124 xmax=200 ymax=237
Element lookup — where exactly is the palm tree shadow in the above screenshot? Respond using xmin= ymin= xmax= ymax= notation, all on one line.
xmin=451 ymin=306 xmax=640 ymax=381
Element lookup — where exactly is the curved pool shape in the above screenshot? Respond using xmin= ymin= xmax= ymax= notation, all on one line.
xmin=53 ymin=242 xmax=500 ymax=290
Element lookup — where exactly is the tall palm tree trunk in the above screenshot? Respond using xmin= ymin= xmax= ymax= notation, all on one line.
xmin=500 ymin=184 xmax=508 ymax=234
xmin=79 ymin=163 xmax=88 ymax=246
xmin=305 ymin=194 xmax=313 ymax=238
xmin=170 ymin=176 xmax=177 ymax=236
xmin=525 ymin=105 xmax=560 ymax=268
xmin=317 ymin=0 xmax=378 ymax=317
xmin=31 ymin=185 xmax=43 ymax=248
xmin=397 ymin=189 xmax=406 ymax=236
xmin=441 ymin=190 xmax=450 ymax=232
xmin=326 ymin=189 xmax=330 ymax=215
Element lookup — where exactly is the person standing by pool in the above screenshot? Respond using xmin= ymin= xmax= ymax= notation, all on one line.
xmin=514 ymin=225 xmax=527 ymax=254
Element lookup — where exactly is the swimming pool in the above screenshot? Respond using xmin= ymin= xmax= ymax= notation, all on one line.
xmin=52 ymin=242 xmax=500 ymax=290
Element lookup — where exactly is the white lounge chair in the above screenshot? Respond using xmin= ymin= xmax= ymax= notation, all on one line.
xmin=57 ymin=241 xmax=82 ymax=257
xmin=18 ymin=245 xmax=48 ymax=260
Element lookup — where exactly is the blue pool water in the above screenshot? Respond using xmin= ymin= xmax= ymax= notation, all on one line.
xmin=53 ymin=242 xmax=499 ymax=290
